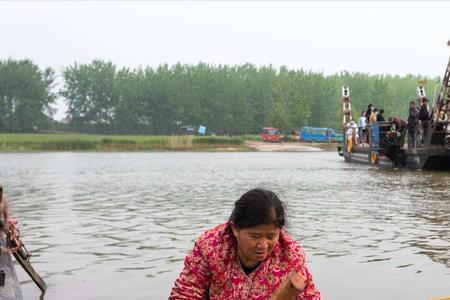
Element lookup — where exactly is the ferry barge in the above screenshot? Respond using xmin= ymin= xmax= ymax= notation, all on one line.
xmin=340 ymin=42 xmax=450 ymax=170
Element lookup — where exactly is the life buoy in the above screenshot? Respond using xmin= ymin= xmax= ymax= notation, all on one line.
xmin=371 ymin=152 xmax=378 ymax=164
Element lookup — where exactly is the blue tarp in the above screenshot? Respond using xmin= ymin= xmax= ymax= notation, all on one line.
xmin=198 ymin=126 xmax=206 ymax=135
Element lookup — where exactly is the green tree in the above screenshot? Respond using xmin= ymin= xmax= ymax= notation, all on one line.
xmin=61 ymin=60 xmax=119 ymax=133
xmin=267 ymin=67 xmax=312 ymax=133
xmin=0 ymin=58 xmax=55 ymax=132
xmin=52 ymin=60 xmax=443 ymax=135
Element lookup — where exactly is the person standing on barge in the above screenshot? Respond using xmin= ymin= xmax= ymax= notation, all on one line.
xmin=358 ymin=111 xmax=367 ymax=145
xmin=407 ymin=101 xmax=419 ymax=147
xmin=419 ymin=97 xmax=431 ymax=143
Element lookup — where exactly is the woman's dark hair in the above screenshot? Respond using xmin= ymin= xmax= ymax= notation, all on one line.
xmin=229 ymin=188 xmax=286 ymax=229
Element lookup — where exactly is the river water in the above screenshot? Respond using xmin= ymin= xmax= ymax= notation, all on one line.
xmin=0 ymin=152 xmax=448 ymax=300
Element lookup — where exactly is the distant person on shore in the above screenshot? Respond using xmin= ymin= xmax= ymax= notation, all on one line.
xmin=407 ymin=101 xmax=419 ymax=147
xmin=169 ymin=188 xmax=321 ymax=300
xmin=357 ymin=111 xmax=367 ymax=145
xmin=377 ymin=109 xmax=386 ymax=122
xmin=419 ymin=97 xmax=431 ymax=142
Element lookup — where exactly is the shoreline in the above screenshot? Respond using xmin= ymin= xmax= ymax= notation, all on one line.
xmin=0 ymin=133 xmax=339 ymax=152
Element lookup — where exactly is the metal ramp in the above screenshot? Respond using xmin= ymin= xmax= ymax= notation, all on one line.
xmin=427 ymin=41 xmax=450 ymax=147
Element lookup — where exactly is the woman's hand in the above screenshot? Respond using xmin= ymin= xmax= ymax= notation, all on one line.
xmin=269 ymin=272 xmax=310 ymax=300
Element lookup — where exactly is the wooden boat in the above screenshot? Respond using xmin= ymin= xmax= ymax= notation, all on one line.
xmin=0 ymin=236 xmax=24 ymax=300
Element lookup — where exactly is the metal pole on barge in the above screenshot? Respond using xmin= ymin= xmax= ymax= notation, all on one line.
xmin=342 ymin=86 xmax=352 ymax=127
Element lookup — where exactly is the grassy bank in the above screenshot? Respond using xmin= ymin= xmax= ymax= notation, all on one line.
xmin=235 ymin=134 xmax=262 ymax=141
xmin=0 ymin=134 xmax=249 ymax=151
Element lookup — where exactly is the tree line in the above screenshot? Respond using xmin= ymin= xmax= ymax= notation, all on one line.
xmin=0 ymin=58 xmax=441 ymax=134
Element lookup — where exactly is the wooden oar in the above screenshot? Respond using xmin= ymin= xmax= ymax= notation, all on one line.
xmin=7 ymin=220 xmax=47 ymax=293
xmin=1 ymin=186 xmax=47 ymax=293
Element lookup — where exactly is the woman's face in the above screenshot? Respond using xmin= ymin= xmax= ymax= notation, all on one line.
xmin=231 ymin=222 xmax=280 ymax=268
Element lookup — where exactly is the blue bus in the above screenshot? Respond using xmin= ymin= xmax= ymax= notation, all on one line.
xmin=300 ymin=127 xmax=343 ymax=143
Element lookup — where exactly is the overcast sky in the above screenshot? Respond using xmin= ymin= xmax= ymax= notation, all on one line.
xmin=1 ymin=1 xmax=449 ymax=119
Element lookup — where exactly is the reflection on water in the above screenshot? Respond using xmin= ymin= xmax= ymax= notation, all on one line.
xmin=0 ymin=152 xmax=448 ymax=300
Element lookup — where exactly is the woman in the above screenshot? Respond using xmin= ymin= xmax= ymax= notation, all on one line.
xmin=357 ymin=111 xmax=367 ymax=145
xmin=169 ymin=188 xmax=321 ymax=300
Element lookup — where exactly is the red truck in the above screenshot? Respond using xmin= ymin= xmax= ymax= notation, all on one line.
xmin=261 ymin=127 xmax=281 ymax=142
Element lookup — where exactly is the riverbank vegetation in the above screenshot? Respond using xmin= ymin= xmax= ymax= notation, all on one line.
xmin=0 ymin=58 xmax=441 ymax=135
xmin=0 ymin=134 xmax=247 ymax=151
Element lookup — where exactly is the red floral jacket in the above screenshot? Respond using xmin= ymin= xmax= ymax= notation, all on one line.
xmin=169 ymin=222 xmax=321 ymax=300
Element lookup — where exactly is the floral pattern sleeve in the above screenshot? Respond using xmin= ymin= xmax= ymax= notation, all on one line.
xmin=294 ymin=248 xmax=321 ymax=300
xmin=169 ymin=239 xmax=212 ymax=300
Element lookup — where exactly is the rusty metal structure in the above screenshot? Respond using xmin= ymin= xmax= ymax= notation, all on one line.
xmin=342 ymin=86 xmax=352 ymax=126
xmin=426 ymin=44 xmax=450 ymax=147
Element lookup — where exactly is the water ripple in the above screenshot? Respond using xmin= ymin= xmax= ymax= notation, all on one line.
xmin=0 ymin=152 xmax=448 ymax=300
